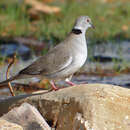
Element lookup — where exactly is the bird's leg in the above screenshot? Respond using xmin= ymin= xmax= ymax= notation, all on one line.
xmin=66 ymin=80 xmax=76 ymax=86
xmin=50 ymin=81 xmax=59 ymax=91
xmin=65 ymin=77 xmax=76 ymax=86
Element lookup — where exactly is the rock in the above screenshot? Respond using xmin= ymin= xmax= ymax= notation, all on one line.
xmin=0 ymin=119 xmax=23 ymax=130
xmin=0 ymin=84 xmax=130 ymax=130
xmin=2 ymin=103 xmax=51 ymax=130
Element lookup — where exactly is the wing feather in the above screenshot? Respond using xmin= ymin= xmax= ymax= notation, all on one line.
xmin=19 ymin=43 xmax=72 ymax=76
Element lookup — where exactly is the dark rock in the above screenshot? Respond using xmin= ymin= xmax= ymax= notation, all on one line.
xmin=93 ymin=55 xmax=122 ymax=62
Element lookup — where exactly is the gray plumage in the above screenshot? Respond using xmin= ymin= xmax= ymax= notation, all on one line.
xmin=0 ymin=16 xmax=94 ymax=86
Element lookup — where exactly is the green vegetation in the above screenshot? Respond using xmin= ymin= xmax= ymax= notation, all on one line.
xmin=0 ymin=0 xmax=129 ymax=42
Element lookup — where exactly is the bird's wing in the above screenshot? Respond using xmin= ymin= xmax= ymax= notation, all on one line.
xmin=19 ymin=43 xmax=73 ymax=76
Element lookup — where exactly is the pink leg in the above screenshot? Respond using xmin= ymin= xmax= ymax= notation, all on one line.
xmin=65 ymin=81 xmax=76 ymax=86
xmin=50 ymin=81 xmax=59 ymax=91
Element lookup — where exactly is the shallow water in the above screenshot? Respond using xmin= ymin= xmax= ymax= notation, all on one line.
xmin=0 ymin=41 xmax=32 ymax=60
xmin=89 ymin=40 xmax=130 ymax=62
xmin=73 ymin=74 xmax=130 ymax=89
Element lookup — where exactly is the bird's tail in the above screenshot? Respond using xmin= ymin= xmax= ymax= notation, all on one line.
xmin=0 ymin=74 xmax=23 ymax=86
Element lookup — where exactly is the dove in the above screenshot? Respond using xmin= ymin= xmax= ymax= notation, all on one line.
xmin=0 ymin=16 xmax=94 ymax=90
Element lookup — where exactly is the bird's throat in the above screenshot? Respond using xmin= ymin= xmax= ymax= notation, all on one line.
xmin=72 ymin=28 xmax=82 ymax=35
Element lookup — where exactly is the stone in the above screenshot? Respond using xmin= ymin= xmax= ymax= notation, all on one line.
xmin=0 ymin=84 xmax=130 ymax=130
xmin=2 ymin=103 xmax=51 ymax=130
xmin=0 ymin=119 xmax=23 ymax=130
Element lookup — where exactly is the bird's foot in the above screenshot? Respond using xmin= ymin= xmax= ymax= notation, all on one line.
xmin=66 ymin=81 xmax=76 ymax=86
xmin=50 ymin=81 xmax=59 ymax=91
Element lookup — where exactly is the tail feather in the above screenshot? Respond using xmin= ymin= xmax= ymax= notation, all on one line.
xmin=0 ymin=74 xmax=22 ymax=86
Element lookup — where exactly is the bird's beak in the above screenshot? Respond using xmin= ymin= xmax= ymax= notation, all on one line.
xmin=91 ymin=23 xmax=95 ymax=29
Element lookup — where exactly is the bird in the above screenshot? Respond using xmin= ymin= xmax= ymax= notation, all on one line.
xmin=0 ymin=16 xmax=94 ymax=90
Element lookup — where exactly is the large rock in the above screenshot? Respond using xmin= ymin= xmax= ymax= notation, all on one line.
xmin=2 ymin=103 xmax=51 ymax=130
xmin=0 ymin=84 xmax=130 ymax=130
xmin=0 ymin=119 xmax=23 ymax=130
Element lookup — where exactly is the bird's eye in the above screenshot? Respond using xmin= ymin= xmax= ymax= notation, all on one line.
xmin=87 ymin=19 xmax=90 ymax=22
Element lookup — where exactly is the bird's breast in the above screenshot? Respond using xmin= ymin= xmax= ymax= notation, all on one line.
xmin=70 ymin=38 xmax=87 ymax=71
xmin=46 ymin=34 xmax=88 ymax=80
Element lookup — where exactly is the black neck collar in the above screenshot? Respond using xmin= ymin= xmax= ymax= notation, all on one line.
xmin=72 ymin=28 xmax=82 ymax=34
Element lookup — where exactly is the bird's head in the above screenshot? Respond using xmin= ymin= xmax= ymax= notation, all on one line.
xmin=73 ymin=16 xmax=95 ymax=34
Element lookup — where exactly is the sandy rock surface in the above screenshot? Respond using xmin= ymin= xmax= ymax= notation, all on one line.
xmin=0 ymin=84 xmax=130 ymax=130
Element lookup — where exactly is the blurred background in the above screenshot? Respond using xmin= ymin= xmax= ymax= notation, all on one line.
xmin=0 ymin=0 xmax=130 ymax=96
